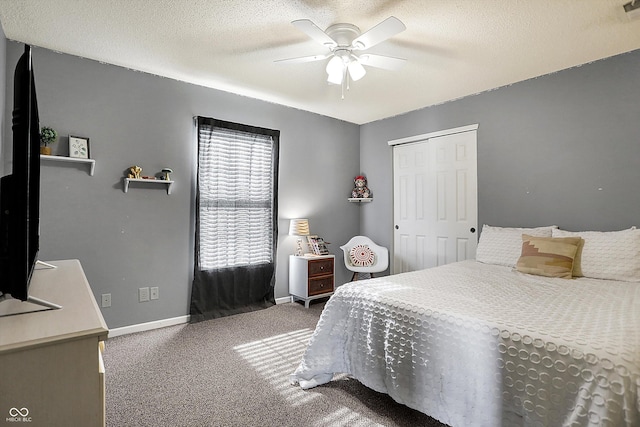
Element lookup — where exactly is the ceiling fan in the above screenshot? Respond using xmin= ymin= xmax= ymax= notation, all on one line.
xmin=276 ymin=16 xmax=407 ymax=97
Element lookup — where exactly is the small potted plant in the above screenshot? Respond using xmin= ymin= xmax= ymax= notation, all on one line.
xmin=40 ymin=126 xmax=57 ymax=155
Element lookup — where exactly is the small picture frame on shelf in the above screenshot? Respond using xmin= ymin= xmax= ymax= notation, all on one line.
xmin=69 ymin=135 xmax=90 ymax=159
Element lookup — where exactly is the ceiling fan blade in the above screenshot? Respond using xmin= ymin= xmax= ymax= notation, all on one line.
xmin=275 ymin=53 xmax=331 ymax=64
xmin=292 ymin=19 xmax=337 ymax=49
xmin=358 ymin=54 xmax=406 ymax=71
xmin=351 ymin=16 xmax=406 ymax=50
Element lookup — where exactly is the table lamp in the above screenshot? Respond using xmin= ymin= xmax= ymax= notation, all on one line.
xmin=289 ymin=219 xmax=310 ymax=256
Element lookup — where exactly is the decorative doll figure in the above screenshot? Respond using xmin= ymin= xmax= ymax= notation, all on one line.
xmin=351 ymin=175 xmax=371 ymax=198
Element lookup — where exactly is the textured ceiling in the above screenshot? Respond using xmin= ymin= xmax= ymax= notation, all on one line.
xmin=0 ymin=0 xmax=639 ymax=124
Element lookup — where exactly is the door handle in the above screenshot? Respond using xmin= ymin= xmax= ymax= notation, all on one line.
xmin=395 ymin=225 xmax=399 ymax=230
xmin=470 ymin=227 xmax=476 ymax=233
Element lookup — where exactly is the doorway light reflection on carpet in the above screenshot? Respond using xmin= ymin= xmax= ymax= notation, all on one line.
xmin=313 ymin=406 xmax=386 ymax=427
xmin=234 ymin=328 xmax=318 ymax=406
xmin=234 ymin=328 xmax=385 ymax=426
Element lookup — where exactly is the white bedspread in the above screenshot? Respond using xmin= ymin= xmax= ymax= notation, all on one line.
xmin=290 ymin=260 xmax=640 ymax=427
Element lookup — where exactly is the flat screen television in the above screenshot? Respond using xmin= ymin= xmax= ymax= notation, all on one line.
xmin=0 ymin=45 xmax=60 ymax=310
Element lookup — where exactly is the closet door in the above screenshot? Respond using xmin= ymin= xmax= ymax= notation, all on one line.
xmin=393 ymin=129 xmax=477 ymax=273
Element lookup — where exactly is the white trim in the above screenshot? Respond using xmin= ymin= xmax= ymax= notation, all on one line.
xmin=276 ymin=296 xmax=293 ymax=304
xmin=108 ymin=315 xmax=190 ymax=337
xmin=388 ymin=123 xmax=479 ymax=146
xmin=108 ymin=298 xmax=292 ymax=337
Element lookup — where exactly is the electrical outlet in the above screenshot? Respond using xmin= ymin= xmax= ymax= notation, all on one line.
xmin=139 ymin=287 xmax=150 ymax=302
xmin=101 ymin=293 xmax=111 ymax=308
xmin=150 ymin=287 xmax=159 ymax=300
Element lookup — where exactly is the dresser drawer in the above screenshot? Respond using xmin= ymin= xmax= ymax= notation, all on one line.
xmin=308 ymin=275 xmax=334 ymax=296
xmin=309 ymin=258 xmax=333 ymax=277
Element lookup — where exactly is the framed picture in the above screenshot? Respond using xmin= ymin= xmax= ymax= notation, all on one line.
xmin=307 ymin=235 xmax=330 ymax=256
xmin=69 ymin=135 xmax=90 ymax=159
xmin=305 ymin=235 xmax=317 ymax=255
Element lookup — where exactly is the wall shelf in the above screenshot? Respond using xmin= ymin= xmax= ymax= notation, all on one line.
xmin=41 ymin=155 xmax=95 ymax=176
xmin=124 ymin=178 xmax=174 ymax=195
xmin=348 ymin=198 xmax=372 ymax=203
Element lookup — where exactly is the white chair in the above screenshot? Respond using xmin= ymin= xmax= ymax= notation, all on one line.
xmin=340 ymin=236 xmax=389 ymax=281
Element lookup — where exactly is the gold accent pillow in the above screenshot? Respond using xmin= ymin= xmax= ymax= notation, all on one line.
xmin=516 ymin=234 xmax=583 ymax=279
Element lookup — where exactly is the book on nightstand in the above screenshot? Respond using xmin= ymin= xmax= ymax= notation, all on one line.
xmin=307 ymin=236 xmax=330 ymax=255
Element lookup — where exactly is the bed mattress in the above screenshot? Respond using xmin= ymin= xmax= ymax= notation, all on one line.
xmin=290 ymin=260 xmax=640 ymax=426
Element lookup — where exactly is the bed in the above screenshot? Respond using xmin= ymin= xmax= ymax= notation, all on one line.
xmin=290 ymin=226 xmax=640 ymax=427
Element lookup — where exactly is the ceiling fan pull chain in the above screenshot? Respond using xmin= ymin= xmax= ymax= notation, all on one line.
xmin=341 ymin=68 xmax=347 ymax=99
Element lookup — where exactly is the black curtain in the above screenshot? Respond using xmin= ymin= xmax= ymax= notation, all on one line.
xmin=190 ymin=117 xmax=279 ymax=322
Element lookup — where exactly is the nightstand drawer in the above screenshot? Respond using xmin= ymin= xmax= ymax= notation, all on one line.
xmin=289 ymin=254 xmax=335 ymax=308
xmin=308 ymin=275 xmax=334 ymax=296
xmin=309 ymin=259 xmax=333 ymax=277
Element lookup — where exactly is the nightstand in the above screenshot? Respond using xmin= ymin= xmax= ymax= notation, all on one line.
xmin=289 ymin=254 xmax=335 ymax=308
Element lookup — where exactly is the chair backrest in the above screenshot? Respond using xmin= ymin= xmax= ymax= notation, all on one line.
xmin=339 ymin=236 xmax=389 ymax=273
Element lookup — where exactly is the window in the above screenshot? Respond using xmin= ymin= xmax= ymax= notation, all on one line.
xmin=191 ymin=117 xmax=279 ymax=321
xmin=196 ymin=118 xmax=278 ymax=270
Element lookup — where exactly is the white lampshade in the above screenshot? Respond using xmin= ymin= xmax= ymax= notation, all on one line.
xmin=289 ymin=219 xmax=310 ymax=236
xmin=327 ymin=70 xmax=343 ymax=85
xmin=347 ymin=60 xmax=366 ymax=81
xmin=326 ymin=56 xmax=344 ymax=85
xmin=325 ymin=55 xmax=343 ymax=75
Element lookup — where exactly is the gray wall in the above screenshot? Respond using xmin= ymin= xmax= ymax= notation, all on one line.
xmin=4 ymin=35 xmax=639 ymax=329
xmin=360 ymin=49 xmax=640 ymax=256
xmin=3 ymin=41 xmax=360 ymax=329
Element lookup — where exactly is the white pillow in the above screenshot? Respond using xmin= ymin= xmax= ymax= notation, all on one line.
xmin=552 ymin=227 xmax=640 ymax=282
xmin=349 ymin=244 xmax=376 ymax=267
xmin=476 ymin=225 xmax=558 ymax=267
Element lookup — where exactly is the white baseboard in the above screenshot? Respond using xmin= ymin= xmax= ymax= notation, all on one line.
xmin=108 ymin=315 xmax=190 ymax=338
xmin=275 ymin=296 xmax=293 ymax=305
xmin=109 ymin=298 xmax=292 ymax=337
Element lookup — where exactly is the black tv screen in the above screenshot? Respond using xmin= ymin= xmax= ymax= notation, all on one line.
xmin=0 ymin=44 xmax=41 ymax=302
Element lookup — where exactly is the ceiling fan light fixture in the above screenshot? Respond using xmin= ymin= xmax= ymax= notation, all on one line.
xmin=278 ymin=17 xmax=407 ymax=97
xmin=347 ymin=59 xmax=366 ymax=81
xmin=327 ymin=69 xmax=343 ymax=85
xmin=326 ymin=55 xmax=343 ymax=75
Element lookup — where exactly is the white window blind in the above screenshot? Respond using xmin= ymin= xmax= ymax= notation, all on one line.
xmin=198 ymin=125 xmax=275 ymax=270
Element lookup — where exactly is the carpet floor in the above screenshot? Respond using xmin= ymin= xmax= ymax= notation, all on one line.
xmin=104 ymin=301 xmax=450 ymax=426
